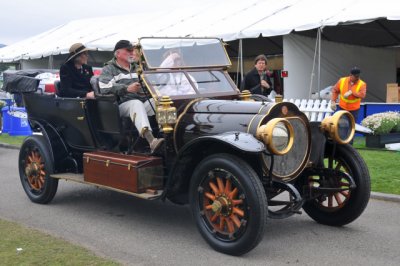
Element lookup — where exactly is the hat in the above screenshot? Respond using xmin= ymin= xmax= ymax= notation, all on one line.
xmin=350 ymin=67 xmax=361 ymax=76
xmin=114 ymin=40 xmax=134 ymax=52
xmin=66 ymin=43 xmax=92 ymax=62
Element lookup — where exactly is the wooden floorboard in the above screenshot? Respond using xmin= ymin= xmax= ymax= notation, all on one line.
xmin=51 ymin=173 xmax=162 ymax=200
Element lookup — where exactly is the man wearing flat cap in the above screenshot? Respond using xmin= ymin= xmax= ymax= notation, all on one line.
xmin=59 ymin=43 xmax=95 ymax=98
xmin=99 ymin=40 xmax=163 ymax=154
xmin=331 ymin=67 xmax=367 ymax=123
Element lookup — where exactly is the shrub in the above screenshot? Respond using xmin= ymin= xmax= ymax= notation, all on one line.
xmin=361 ymin=111 xmax=400 ymax=135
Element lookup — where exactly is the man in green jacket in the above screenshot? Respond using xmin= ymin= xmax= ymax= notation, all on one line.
xmin=99 ymin=40 xmax=163 ymax=153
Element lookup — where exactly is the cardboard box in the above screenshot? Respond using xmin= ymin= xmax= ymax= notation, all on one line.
xmin=386 ymin=83 xmax=400 ymax=103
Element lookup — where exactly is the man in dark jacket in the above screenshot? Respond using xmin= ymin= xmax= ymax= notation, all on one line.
xmin=241 ymin=54 xmax=274 ymax=97
xmin=99 ymin=40 xmax=163 ymax=154
xmin=59 ymin=43 xmax=95 ymax=98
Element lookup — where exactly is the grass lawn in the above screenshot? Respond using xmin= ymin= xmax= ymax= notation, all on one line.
xmin=0 ymin=133 xmax=26 ymax=146
xmin=0 ymin=219 xmax=119 ymax=265
xmin=0 ymin=135 xmax=399 ymax=195
xmin=353 ymin=136 xmax=400 ymax=195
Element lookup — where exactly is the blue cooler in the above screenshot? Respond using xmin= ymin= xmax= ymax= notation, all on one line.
xmin=1 ymin=106 xmax=12 ymax=133
xmin=8 ymin=107 xmax=32 ymax=136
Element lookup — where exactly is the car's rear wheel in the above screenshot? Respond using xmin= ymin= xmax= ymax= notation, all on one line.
xmin=19 ymin=135 xmax=58 ymax=204
xmin=189 ymin=153 xmax=267 ymax=255
xmin=303 ymin=144 xmax=370 ymax=226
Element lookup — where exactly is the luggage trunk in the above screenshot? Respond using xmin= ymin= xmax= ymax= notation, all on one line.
xmin=83 ymin=151 xmax=163 ymax=193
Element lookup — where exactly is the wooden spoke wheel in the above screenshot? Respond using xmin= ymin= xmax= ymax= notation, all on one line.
xmin=201 ymin=170 xmax=247 ymax=240
xmin=303 ymin=144 xmax=370 ymax=226
xmin=19 ymin=136 xmax=58 ymax=204
xmin=189 ymin=153 xmax=267 ymax=256
xmin=308 ymin=157 xmax=353 ymax=212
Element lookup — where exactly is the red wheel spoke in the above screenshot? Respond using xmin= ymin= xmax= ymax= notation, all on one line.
xmin=340 ymin=191 xmax=350 ymax=198
xmin=217 ymin=177 xmax=224 ymax=194
xmin=228 ymin=187 xmax=238 ymax=199
xmin=233 ymin=207 xmax=244 ymax=217
xmin=226 ymin=219 xmax=234 ymax=233
xmin=231 ymin=214 xmax=241 ymax=228
xmin=232 ymin=199 xmax=243 ymax=205
xmin=334 ymin=193 xmax=343 ymax=206
xmin=224 ymin=179 xmax=231 ymax=195
xmin=210 ymin=214 xmax=218 ymax=223
xmin=219 ymin=217 xmax=225 ymax=231
xmin=205 ymin=204 xmax=213 ymax=210
xmin=328 ymin=195 xmax=333 ymax=207
xmin=209 ymin=181 xmax=219 ymax=195
xmin=205 ymin=192 xmax=215 ymax=201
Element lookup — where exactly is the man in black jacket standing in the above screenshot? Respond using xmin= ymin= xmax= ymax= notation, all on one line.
xmin=59 ymin=43 xmax=95 ymax=98
xmin=241 ymin=54 xmax=274 ymax=97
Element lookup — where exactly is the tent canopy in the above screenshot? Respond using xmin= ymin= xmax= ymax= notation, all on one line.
xmin=1 ymin=0 xmax=400 ymax=62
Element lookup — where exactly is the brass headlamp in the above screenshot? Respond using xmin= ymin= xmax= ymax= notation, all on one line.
xmin=156 ymin=96 xmax=177 ymax=133
xmin=256 ymin=118 xmax=294 ymax=155
xmin=320 ymin=110 xmax=355 ymax=144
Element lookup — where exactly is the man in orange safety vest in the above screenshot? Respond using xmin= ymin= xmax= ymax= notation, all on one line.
xmin=331 ymin=67 xmax=367 ymax=122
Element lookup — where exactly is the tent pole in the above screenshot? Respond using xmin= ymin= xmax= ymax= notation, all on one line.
xmin=317 ymin=27 xmax=322 ymax=100
xmin=309 ymin=31 xmax=319 ymax=99
xmin=240 ymin=39 xmax=244 ymax=82
xmin=48 ymin=55 xmax=54 ymax=69
xmin=236 ymin=40 xmax=240 ymax=87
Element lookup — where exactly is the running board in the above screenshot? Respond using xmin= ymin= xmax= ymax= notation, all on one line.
xmin=51 ymin=173 xmax=162 ymax=200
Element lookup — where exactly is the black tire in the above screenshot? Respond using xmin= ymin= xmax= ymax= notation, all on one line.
xmin=189 ymin=153 xmax=267 ymax=255
xmin=303 ymin=144 xmax=370 ymax=226
xmin=19 ymin=135 xmax=58 ymax=204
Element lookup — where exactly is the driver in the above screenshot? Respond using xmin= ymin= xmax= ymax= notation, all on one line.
xmin=98 ymin=40 xmax=163 ymax=154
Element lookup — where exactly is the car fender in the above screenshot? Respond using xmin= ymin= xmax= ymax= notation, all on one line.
xmin=162 ymin=132 xmax=265 ymax=203
xmin=29 ymin=119 xmax=77 ymax=173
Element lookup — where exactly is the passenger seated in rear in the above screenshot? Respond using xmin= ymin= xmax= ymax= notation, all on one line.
xmin=59 ymin=43 xmax=95 ymax=98
xmin=98 ymin=40 xmax=163 ymax=154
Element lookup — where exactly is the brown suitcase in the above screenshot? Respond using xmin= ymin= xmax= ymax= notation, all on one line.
xmin=83 ymin=151 xmax=163 ymax=193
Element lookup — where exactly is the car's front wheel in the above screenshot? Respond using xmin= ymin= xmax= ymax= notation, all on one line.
xmin=19 ymin=135 xmax=58 ymax=204
xmin=189 ymin=153 xmax=267 ymax=255
xmin=303 ymin=144 xmax=370 ymax=226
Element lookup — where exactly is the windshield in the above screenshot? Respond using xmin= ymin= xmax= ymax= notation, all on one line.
xmin=144 ymin=70 xmax=236 ymax=98
xmin=140 ymin=38 xmax=231 ymax=69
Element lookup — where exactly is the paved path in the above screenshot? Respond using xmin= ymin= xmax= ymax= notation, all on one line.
xmin=1 ymin=147 xmax=399 ymax=266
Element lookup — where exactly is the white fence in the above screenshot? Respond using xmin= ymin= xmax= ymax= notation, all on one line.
xmin=284 ymin=99 xmax=334 ymax=122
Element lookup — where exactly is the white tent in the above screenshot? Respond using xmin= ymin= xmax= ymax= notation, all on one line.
xmin=1 ymin=0 xmax=399 ymax=62
xmin=1 ymin=0 xmax=399 ymax=101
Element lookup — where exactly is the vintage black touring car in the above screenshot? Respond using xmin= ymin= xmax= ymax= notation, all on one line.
xmin=5 ymin=37 xmax=370 ymax=255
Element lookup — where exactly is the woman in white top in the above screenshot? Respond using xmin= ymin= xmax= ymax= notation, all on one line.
xmin=157 ymin=51 xmax=197 ymax=96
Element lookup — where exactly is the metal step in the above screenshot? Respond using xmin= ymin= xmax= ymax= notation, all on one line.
xmin=51 ymin=173 xmax=163 ymax=200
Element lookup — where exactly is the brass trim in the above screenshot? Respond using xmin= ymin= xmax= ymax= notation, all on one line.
xmin=140 ymin=74 xmax=158 ymax=104
xmin=261 ymin=117 xmax=310 ymax=181
xmin=320 ymin=110 xmax=355 ymax=144
xmin=173 ymin=98 xmax=206 ymax=153
xmin=239 ymin=90 xmax=254 ymax=101
xmin=256 ymin=118 xmax=294 ymax=155
xmin=246 ymin=104 xmax=268 ymax=133
xmin=77 ymin=116 xmax=84 ymax=121
xmin=106 ymin=160 xmax=110 ymax=167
